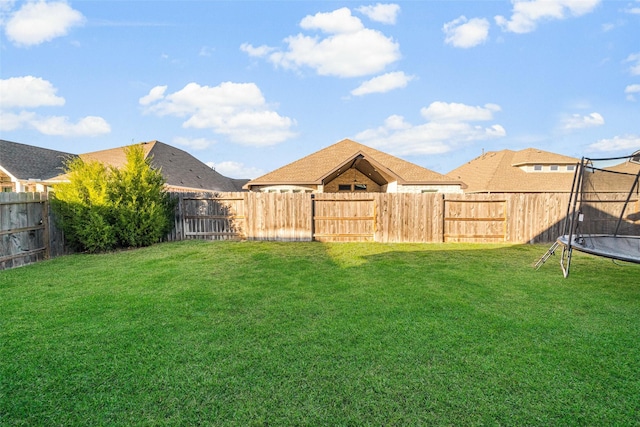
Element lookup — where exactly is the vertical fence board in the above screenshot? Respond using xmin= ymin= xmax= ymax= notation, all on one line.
xmin=3 ymin=191 xmax=597 ymax=270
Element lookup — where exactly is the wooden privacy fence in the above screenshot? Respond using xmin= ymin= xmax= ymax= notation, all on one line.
xmin=0 ymin=192 xmax=64 ymax=270
xmin=169 ymin=192 xmax=574 ymax=244
xmin=0 ymin=191 xmax=583 ymax=270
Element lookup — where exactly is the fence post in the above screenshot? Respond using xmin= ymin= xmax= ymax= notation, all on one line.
xmin=310 ymin=194 xmax=316 ymax=242
xmin=42 ymin=195 xmax=51 ymax=259
xmin=439 ymin=194 xmax=446 ymax=243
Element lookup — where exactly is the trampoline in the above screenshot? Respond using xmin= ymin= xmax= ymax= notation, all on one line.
xmin=557 ymin=234 xmax=640 ymax=265
xmin=542 ymin=151 xmax=640 ymax=277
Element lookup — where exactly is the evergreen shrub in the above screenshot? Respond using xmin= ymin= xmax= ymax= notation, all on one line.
xmin=51 ymin=145 xmax=175 ymax=253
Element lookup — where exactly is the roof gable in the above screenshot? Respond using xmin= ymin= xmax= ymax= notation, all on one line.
xmin=79 ymin=141 xmax=155 ymax=168
xmin=247 ymin=139 xmax=458 ymax=187
xmin=66 ymin=141 xmax=244 ymax=192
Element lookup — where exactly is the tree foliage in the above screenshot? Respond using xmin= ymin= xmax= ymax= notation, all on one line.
xmin=51 ymin=145 xmax=175 ymax=253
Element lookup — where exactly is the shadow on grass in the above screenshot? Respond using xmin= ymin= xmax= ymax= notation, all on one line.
xmin=2 ymin=240 xmax=640 ymax=426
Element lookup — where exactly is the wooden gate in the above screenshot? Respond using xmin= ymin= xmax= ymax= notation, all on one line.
xmin=443 ymin=197 xmax=507 ymax=242
xmin=311 ymin=195 xmax=375 ymax=242
xmin=1 ymin=192 xmax=50 ymax=269
xmin=174 ymin=193 xmax=246 ymax=240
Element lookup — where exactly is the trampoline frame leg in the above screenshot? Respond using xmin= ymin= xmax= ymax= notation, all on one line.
xmin=560 ymin=245 xmax=572 ymax=278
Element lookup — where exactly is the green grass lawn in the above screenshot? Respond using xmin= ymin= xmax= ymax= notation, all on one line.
xmin=1 ymin=241 xmax=639 ymax=426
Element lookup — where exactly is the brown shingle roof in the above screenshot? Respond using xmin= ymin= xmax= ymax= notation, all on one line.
xmin=78 ymin=141 xmax=156 ymax=168
xmin=511 ymin=147 xmax=578 ymax=166
xmin=57 ymin=141 xmax=245 ymax=192
xmin=246 ymin=138 xmax=460 ymax=187
xmin=448 ymin=148 xmax=579 ymax=193
xmin=608 ymin=159 xmax=640 ymax=174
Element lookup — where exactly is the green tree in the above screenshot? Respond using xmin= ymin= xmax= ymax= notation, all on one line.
xmin=51 ymin=144 xmax=175 ymax=253
xmin=50 ymin=157 xmax=117 ymax=253
xmin=109 ymin=145 xmax=174 ymax=248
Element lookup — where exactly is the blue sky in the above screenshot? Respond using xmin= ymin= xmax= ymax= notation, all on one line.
xmin=1 ymin=0 xmax=639 ymax=178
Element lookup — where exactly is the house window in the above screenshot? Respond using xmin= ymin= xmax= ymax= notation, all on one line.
xmin=567 ymin=165 xmax=575 ymax=171
xmin=354 ymin=183 xmax=367 ymax=191
xmin=533 ymin=165 xmax=543 ymax=171
xmin=338 ymin=184 xmax=351 ymax=191
xmin=421 ymin=189 xmax=437 ymax=193
xmin=550 ymin=165 xmax=559 ymax=171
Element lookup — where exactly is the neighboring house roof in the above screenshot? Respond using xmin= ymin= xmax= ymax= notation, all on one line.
xmin=245 ymin=138 xmax=463 ymax=188
xmin=0 ymin=139 xmax=75 ymax=181
xmin=607 ymin=158 xmax=640 ymax=175
xmin=76 ymin=140 xmax=246 ymax=192
xmin=510 ymin=147 xmax=577 ymax=166
xmin=448 ymin=148 xmax=579 ymax=193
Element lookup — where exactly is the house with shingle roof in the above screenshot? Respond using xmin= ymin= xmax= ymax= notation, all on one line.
xmin=70 ymin=141 xmax=247 ymax=192
xmin=448 ymin=148 xmax=579 ymax=193
xmin=1 ymin=139 xmax=247 ymax=193
xmin=244 ymin=138 xmax=465 ymax=193
xmin=0 ymin=139 xmax=73 ymax=192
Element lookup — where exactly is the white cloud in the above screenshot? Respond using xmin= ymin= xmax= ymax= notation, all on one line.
xmin=351 ymin=71 xmax=414 ymax=96
xmin=495 ymin=0 xmax=600 ymax=34
xmin=138 ymin=85 xmax=167 ymax=106
xmin=173 ymin=136 xmax=215 ymax=150
xmin=587 ymin=135 xmax=640 ymax=152
xmin=300 ymin=7 xmax=363 ymax=34
xmin=0 ymin=0 xmax=16 ymax=26
xmin=4 ymin=0 xmax=85 ymax=46
xmin=625 ymin=52 xmax=640 ymax=75
xmin=355 ymin=101 xmax=506 ymax=156
xmin=0 ymin=110 xmax=36 ymax=131
xmin=561 ymin=112 xmax=605 ymax=130
xmin=625 ymin=84 xmax=640 ymax=101
xmin=206 ymin=161 xmax=264 ymax=179
xmin=421 ymin=102 xmax=501 ymax=122
xmin=625 ymin=1 xmax=640 ymax=14
xmin=240 ymin=43 xmax=275 ymax=58
xmin=0 ymin=76 xmax=65 ymax=108
xmin=0 ymin=75 xmax=110 ymax=137
xmin=140 ymin=81 xmax=297 ymax=146
xmin=356 ymin=3 xmax=401 ymax=25
xmin=247 ymin=7 xmax=400 ymax=78
xmin=199 ymin=46 xmax=214 ymax=57
xmin=443 ymin=16 xmax=490 ymax=48
xmin=30 ymin=115 xmax=111 ymax=137
xmin=0 ymin=112 xmax=111 ymax=137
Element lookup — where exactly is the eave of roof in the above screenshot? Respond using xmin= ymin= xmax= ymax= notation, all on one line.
xmin=245 ymin=138 xmax=462 ymax=189
xmin=510 ymin=148 xmax=579 ymax=167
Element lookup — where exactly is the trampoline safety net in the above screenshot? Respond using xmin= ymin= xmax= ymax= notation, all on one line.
xmin=547 ymin=151 xmax=640 ymax=277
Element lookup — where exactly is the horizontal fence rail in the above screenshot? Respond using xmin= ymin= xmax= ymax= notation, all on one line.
xmin=165 ymin=192 xmax=578 ymax=245
xmin=6 ymin=190 xmax=631 ymax=270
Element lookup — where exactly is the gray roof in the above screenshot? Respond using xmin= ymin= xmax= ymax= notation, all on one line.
xmin=0 ymin=139 xmax=75 ymax=180
xmin=1 ymin=139 xmax=247 ymax=192
xmin=146 ymin=141 xmax=246 ymax=192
